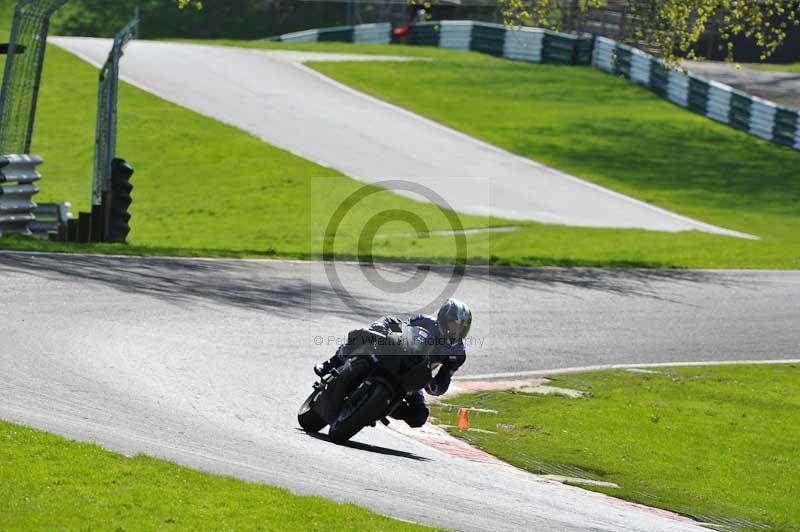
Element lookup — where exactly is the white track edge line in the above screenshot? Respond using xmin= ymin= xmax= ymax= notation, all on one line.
xmin=456 ymin=359 xmax=800 ymax=381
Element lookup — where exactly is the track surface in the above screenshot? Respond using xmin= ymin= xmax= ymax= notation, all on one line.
xmin=50 ymin=37 xmax=750 ymax=238
xmin=3 ymin=252 xmax=799 ymax=530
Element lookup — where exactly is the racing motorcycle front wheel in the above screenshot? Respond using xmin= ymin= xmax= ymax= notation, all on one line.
xmin=298 ymin=390 xmax=327 ymax=433
xmin=328 ymin=381 xmax=392 ymax=444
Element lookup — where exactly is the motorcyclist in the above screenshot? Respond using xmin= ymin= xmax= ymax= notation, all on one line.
xmin=313 ymin=298 xmax=472 ymax=428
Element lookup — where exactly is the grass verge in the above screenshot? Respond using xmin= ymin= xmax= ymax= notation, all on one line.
xmin=432 ymin=364 xmax=800 ymax=531
xmin=0 ymin=419 xmax=431 ymax=531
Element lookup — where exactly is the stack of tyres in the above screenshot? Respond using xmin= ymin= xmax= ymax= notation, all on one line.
xmin=688 ymin=76 xmax=710 ymax=115
xmin=728 ymin=93 xmax=752 ymax=131
xmin=317 ymin=25 xmax=354 ymax=43
xmin=773 ymin=109 xmax=799 ymax=147
xmin=542 ymin=32 xmax=576 ymax=64
xmin=353 ymin=23 xmax=391 ymax=45
xmin=439 ymin=20 xmax=473 ymax=51
xmin=503 ymin=27 xmax=544 ymax=62
xmin=575 ymin=35 xmax=594 ymax=65
xmin=614 ymin=45 xmax=632 ymax=77
xmin=409 ymin=22 xmax=440 ymax=47
xmin=469 ymin=22 xmax=505 ymax=56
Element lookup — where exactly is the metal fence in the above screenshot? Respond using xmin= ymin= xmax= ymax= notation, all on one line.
xmin=92 ymin=14 xmax=139 ymax=209
xmin=0 ymin=0 xmax=69 ymax=154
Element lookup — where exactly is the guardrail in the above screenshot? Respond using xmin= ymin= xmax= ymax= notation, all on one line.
xmin=272 ymin=21 xmax=593 ymax=66
xmin=30 ymin=202 xmax=71 ymax=237
xmin=593 ymin=36 xmax=800 ymax=150
xmin=0 ymin=154 xmax=41 ymax=236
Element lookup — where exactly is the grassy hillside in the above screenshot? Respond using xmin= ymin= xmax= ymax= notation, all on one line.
xmin=15 ymin=44 xmax=496 ymax=261
xmin=0 ymin=39 xmax=798 ymax=268
xmin=302 ymin=44 xmax=799 ymax=267
xmin=0 ymin=0 xmax=13 ymax=32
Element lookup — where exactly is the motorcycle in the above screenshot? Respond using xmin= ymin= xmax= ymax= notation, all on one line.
xmin=298 ymin=325 xmax=437 ymax=444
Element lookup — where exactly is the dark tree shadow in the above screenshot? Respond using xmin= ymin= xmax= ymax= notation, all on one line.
xmin=0 ymin=252 xmax=763 ymax=317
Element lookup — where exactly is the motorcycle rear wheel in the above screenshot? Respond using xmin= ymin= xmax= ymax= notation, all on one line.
xmin=328 ymin=381 xmax=392 ymax=444
xmin=298 ymin=390 xmax=327 ymax=433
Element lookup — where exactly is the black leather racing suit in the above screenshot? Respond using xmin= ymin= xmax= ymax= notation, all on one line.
xmin=325 ymin=315 xmax=467 ymax=427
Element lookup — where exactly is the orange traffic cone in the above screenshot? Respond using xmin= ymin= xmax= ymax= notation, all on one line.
xmin=457 ymin=408 xmax=470 ymax=430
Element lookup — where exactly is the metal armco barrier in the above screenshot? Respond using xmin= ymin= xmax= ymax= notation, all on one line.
xmin=0 ymin=154 xmax=41 ymax=236
xmin=271 ymin=21 xmax=592 ymax=66
xmin=592 ymin=36 xmax=800 ymax=151
xmin=30 ymin=202 xmax=71 ymax=236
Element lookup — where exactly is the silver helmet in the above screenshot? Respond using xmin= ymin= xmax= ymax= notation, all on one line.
xmin=437 ymin=298 xmax=472 ymax=342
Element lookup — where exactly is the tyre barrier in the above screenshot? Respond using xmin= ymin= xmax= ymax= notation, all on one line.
xmin=271 ymin=20 xmax=593 ymax=66
xmin=0 ymin=154 xmax=41 ymax=236
xmin=279 ymin=23 xmax=391 ymax=45
xmin=593 ymin=36 xmax=800 ymax=151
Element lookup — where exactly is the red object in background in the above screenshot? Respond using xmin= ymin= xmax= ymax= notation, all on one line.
xmin=393 ymin=26 xmax=410 ymax=38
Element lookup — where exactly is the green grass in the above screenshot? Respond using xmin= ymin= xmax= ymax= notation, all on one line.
xmin=299 ymin=44 xmax=800 ymax=269
xmin=0 ymin=38 xmax=798 ymax=268
xmin=0 ymin=0 xmax=14 ymax=32
xmin=0 ymin=419 xmax=431 ymax=531
xmin=433 ymin=364 xmax=800 ymax=531
xmin=748 ymin=62 xmax=800 ymax=73
xmin=1 ymin=43 xmax=508 ymax=262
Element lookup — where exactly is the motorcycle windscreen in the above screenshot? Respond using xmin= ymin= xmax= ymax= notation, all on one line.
xmin=394 ymin=326 xmax=435 ymax=392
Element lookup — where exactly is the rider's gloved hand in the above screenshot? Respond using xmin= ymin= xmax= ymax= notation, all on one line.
xmin=371 ymin=316 xmax=403 ymax=335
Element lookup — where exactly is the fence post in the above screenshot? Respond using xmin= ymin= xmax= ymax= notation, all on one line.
xmin=92 ymin=13 xmax=139 ymax=243
xmin=0 ymin=0 xmax=70 ymax=155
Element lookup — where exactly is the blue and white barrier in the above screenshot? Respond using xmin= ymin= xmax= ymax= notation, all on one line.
xmin=593 ymin=36 xmax=800 ymax=150
xmin=354 ymin=23 xmax=392 ymax=45
xmin=271 ymin=21 xmax=591 ymax=67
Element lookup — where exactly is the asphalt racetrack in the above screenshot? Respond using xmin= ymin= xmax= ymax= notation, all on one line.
xmin=2 ymin=252 xmax=799 ymax=531
xmin=50 ymin=37 xmax=753 ymax=238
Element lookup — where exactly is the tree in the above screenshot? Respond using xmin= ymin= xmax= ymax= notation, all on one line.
xmin=500 ymin=0 xmax=800 ymax=63
xmin=53 ymin=1 xmax=351 ymax=40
